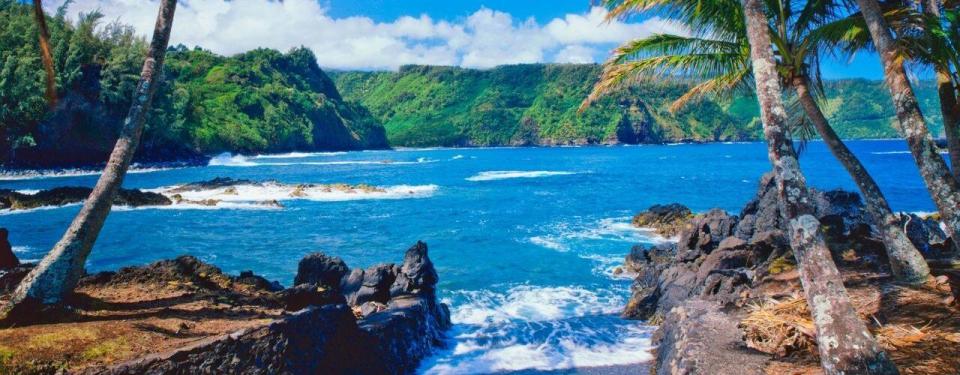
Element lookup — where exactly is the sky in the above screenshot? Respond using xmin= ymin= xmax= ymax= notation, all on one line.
xmin=44 ymin=0 xmax=887 ymax=79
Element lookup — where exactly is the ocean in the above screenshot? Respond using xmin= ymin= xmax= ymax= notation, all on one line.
xmin=0 ymin=140 xmax=938 ymax=373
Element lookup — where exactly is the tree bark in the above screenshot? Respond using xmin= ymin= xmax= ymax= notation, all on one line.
xmin=793 ymin=76 xmax=930 ymax=284
xmin=32 ymin=0 xmax=57 ymax=108
xmin=921 ymin=0 xmax=960 ymax=182
xmin=0 ymin=0 xmax=177 ymax=322
xmin=855 ymin=0 xmax=960 ymax=254
xmin=742 ymin=0 xmax=898 ymax=373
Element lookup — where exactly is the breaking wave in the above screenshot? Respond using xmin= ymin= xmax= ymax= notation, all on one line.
xmin=419 ymin=285 xmax=653 ymax=374
xmin=208 ymin=153 xmax=435 ymax=167
xmin=466 ymin=171 xmax=576 ymax=182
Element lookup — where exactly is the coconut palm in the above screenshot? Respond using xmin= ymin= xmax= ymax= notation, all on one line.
xmin=0 ymin=0 xmax=178 ymax=323
xmin=921 ymin=0 xmax=960 ymax=181
xmin=584 ymin=0 xmax=931 ymax=284
xmin=741 ymin=0 xmax=898 ymax=369
xmin=851 ymin=0 xmax=960 ymax=257
xmin=32 ymin=0 xmax=56 ymax=108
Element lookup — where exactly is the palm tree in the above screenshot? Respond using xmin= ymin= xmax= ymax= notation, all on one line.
xmin=584 ymin=0 xmax=931 ymax=284
xmin=0 ymin=0 xmax=178 ymax=323
xmin=920 ymin=0 xmax=960 ymax=181
xmin=32 ymin=0 xmax=56 ymax=108
xmin=853 ymin=0 xmax=960 ymax=252
xmin=740 ymin=0 xmax=897 ymax=371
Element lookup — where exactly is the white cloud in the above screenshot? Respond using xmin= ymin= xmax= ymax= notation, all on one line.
xmin=47 ymin=0 xmax=687 ymax=70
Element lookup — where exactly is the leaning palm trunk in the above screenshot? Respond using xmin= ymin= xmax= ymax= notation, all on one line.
xmin=32 ymin=0 xmax=56 ymax=108
xmin=741 ymin=0 xmax=898 ymax=373
xmin=855 ymin=0 xmax=960 ymax=252
xmin=792 ymin=76 xmax=930 ymax=284
xmin=921 ymin=0 xmax=960 ymax=182
xmin=0 ymin=0 xmax=177 ymax=322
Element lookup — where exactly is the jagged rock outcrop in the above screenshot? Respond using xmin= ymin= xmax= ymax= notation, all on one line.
xmin=632 ymin=203 xmax=693 ymax=237
xmin=0 ymin=187 xmax=171 ymax=211
xmin=622 ymin=173 xmax=888 ymax=321
xmin=91 ymin=242 xmax=449 ymax=374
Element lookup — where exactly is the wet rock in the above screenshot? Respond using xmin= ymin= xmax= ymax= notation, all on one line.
xmin=278 ymin=283 xmax=346 ymax=311
xmin=294 ymin=253 xmax=350 ymax=290
xmin=390 ymin=241 xmax=439 ymax=298
xmin=633 ymin=203 xmax=692 ymax=237
xmin=359 ymin=301 xmax=388 ymax=317
xmin=356 ymin=295 xmax=452 ymax=374
xmin=0 ymin=229 xmax=19 ymax=269
xmin=902 ymin=213 xmax=954 ymax=258
xmin=166 ymin=177 xmax=256 ymax=193
xmin=0 ymin=187 xmax=171 ymax=211
xmin=342 ymin=264 xmax=399 ymax=306
xmin=236 ymin=270 xmax=283 ymax=292
xmin=103 ymin=304 xmax=363 ymax=374
xmin=676 ymin=209 xmax=737 ymax=262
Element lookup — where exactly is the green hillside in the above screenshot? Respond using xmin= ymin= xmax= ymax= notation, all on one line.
xmin=0 ymin=0 xmax=386 ymax=167
xmin=331 ymin=64 xmax=945 ymax=147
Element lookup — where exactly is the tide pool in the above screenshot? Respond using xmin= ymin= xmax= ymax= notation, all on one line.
xmin=0 ymin=140 xmax=937 ymax=373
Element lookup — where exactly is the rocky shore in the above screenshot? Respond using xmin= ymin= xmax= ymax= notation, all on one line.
xmin=624 ymin=173 xmax=960 ymax=374
xmin=0 ymin=236 xmax=450 ymax=374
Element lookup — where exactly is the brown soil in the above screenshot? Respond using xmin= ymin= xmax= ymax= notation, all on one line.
xmin=0 ymin=257 xmax=285 ymax=373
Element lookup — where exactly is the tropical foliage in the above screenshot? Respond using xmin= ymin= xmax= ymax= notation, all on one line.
xmin=0 ymin=0 xmax=385 ymax=167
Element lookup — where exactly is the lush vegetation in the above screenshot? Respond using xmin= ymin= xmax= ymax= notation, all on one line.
xmin=333 ymin=64 xmax=945 ymax=147
xmin=0 ymin=1 xmax=385 ymax=167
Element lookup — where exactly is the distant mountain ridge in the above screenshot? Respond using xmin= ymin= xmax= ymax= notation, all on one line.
xmin=331 ymin=64 xmax=945 ymax=147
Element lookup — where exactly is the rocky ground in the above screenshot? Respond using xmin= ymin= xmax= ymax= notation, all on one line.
xmin=625 ymin=173 xmax=960 ymax=374
xmin=0 ymin=237 xmax=450 ymax=374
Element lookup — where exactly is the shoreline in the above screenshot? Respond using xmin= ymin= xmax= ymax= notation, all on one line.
xmin=0 ymin=138 xmax=921 ymax=177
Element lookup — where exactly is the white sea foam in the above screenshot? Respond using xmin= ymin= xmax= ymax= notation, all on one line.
xmin=528 ymin=236 xmax=569 ymax=252
xmin=209 ymin=153 xmax=435 ymax=167
xmin=0 ymin=203 xmax=82 ymax=215
xmin=151 ymin=183 xmax=438 ymax=203
xmin=871 ymin=151 xmax=911 ymax=155
xmin=252 ymin=151 xmax=346 ymax=159
xmin=451 ymin=155 xmax=465 ymax=160
xmin=15 ymin=189 xmax=41 ymax=195
xmin=450 ymin=286 xmax=623 ymax=326
xmin=421 ymin=285 xmax=653 ymax=374
xmin=0 ymin=166 xmax=177 ymax=181
xmin=466 ymin=171 xmax=575 ymax=181
xmin=11 ymin=246 xmax=30 ymax=254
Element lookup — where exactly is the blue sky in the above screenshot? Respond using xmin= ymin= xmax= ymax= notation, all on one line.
xmin=51 ymin=0 xmax=887 ymax=79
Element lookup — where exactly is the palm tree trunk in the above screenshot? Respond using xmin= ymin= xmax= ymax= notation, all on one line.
xmin=856 ymin=0 xmax=960 ymax=253
xmin=32 ymin=0 xmax=56 ymax=108
xmin=921 ymin=0 xmax=960 ymax=182
xmin=741 ymin=0 xmax=898 ymax=373
xmin=0 ymin=0 xmax=177 ymax=322
xmin=793 ymin=76 xmax=930 ymax=284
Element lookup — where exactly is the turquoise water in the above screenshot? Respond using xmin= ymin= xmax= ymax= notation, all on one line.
xmin=0 ymin=140 xmax=937 ymax=373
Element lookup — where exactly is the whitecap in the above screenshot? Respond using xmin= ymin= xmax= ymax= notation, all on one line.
xmin=208 ymin=153 xmax=258 ymax=167
xmin=209 ymin=152 xmax=435 ymax=167
xmin=466 ymin=171 xmax=576 ymax=182
xmin=451 ymin=155 xmax=465 ymax=160
xmin=0 ymin=203 xmax=82 ymax=215
xmin=871 ymin=151 xmax=911 ymax=155
xmin=528 ymin=236 xmax=569 ymax=252
xmin=0 ymin=166 xmax=177 ymax=181
xmin=252 ymin=151 xmax=346 ymax=159
xmin=11 ymin=246 xmax=30 ymax=254
xmin=151 ymin=183 xmax=438 ymax=203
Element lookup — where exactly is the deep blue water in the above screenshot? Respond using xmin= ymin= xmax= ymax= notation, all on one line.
xmin=0 ymin=140 xmax=937 ymax=373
